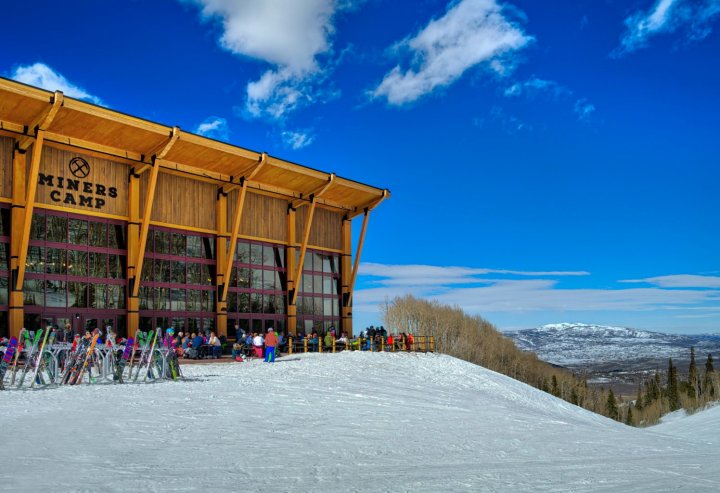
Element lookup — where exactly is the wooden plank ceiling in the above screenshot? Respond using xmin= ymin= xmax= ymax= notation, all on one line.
xmin=0 ymin=77 xmax=388 ymax=214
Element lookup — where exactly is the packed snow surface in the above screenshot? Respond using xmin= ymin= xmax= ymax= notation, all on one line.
xmin=1 ymin=352 xmax=719 ymax=492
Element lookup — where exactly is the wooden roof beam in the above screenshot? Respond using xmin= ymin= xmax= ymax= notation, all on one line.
xmin=17 ymin=91 xmax=64 ymax=151
xmin=131 ymin=161 xmax=161 ymax=297
xmin=291 ymin=173 xmax=336 ymax=208
xmin=221 ymin=152 xmax=267 ymax=194
xmin=347 ymin=209 xmax=371 ymax=306
xmin=134 ymin=126 xmax=180 ymax=175
xmin=220 ymin=178 xmax=250 ymax=303
xmin=347 ymin=189 xmax=389 ymax=219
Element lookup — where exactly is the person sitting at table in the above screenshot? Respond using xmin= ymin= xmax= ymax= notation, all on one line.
xmin=308 ymin=332 xmax=319 ymax=352
xmin=191 ymin=332 xmax=204 ymax=359
xmin=387 ymin=333 xmax=394 ymax=351
xmin=324 ymin=332 xmax=333 ymax=350
xmin=208 ymin=331 xmax=222 ymax=358
xmin=336 ymin=332 xmax=348 ymax=350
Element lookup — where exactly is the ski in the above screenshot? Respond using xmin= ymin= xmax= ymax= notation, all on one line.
xmin=114 ymin=337 xmax=134 ymax=383
xmin=70 ymin=330 xmax=100 ymax=385
xmin=9 ymin=328 xmax=27 ymax=386
xmin=141 ymin=329 xmax=161 ymax=382
xmin=16 ymin=329 xmax=43 ymax=388
xmin=0 ymin=337 xmax=19 ymax=390
xmin=29 ymin=328 xmax=52 ymax=388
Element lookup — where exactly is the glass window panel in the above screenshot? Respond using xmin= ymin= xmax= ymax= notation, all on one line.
xmin=313 ymin=253 xmax=323 ymax=273
xmin=313 ymin=275 xmax=322 ymax=294
xmin=275 ymin=295 xmax=286 ymax=315
xmin=47 ymin=215 xmax=68 ymax=243
xmin=154 ymin=230 xmax=170 ymax=254
xmin=172 ymin=233 xmax=186 ymax=256
xmin=187 ymin=290 xmax=201 ymax=311
xmin=251 ymin=269 xmax=263 ymax=289
xmin=238 ymin=267 xmax=250 ymax=288
xmin=68 ymin=282 xmax=88 ymax=308
xmin=330 ymin=256 xmax=338 ymax=275
xmin=108 ymin=284 xmax=125 ymax=309
xmin=250 ymin=293 xmax=263 ymax=313
xmin=264 ymin=294 xmax=274 ymax=313
xmin=202 ymin=237 xmax=215 ymax=260
xmin=0 ymin=243 xmax=7 ymax=270
xmin=201 ymin=264 xmax=214 ymax=285
xmin=274 ymin=246 xmax=285 ymax=269
xmin=68 ymin=250 xmax=88 ymax=277
xmin=250 ymin=243 xmax=263 ymax=266
xmin=171 ymin=288 xmax=185 ymax=311
xmin=153 ymin=287 xmax=170 ymax=311
xmin=332 ymin=298 xmax=339 ymax=317
xmin=236 ymin=241 xmax=250 ymax=263
xmin=108 ymin=224 xmax=125 ymax=249
xmin=46 ymin=248 xmax=66 ymax=275
xmin=89 ymin=221 xmax=107 ymax=247
xmin=187 ymin=263 xmax=201 ymax=285
xmin=141 ymin=258 xmax=153 ymax=281
xmin=263 ymin=245 xmax=275 ymax=267
xmin=274 ymin=271 xmax=282 ymax=292
xmin=302 ymin=274 xmax=313 ymax=294
xmin=68 ymin=219 xmax=88 ymax=245
xmin=202 ymin=290 xmax=214 ymax=312
xmin=155 ymin=259 xmax=170 ymax=282
xmin=314 ymin=297 xmax=324 ymax=316
xmin=227 ymin=291 xmax=237 ymax=312
xmin=46 ymin=280 xmax=66 ymax=308
xmin=324 ymin=298 xmax=333 ymax=317
xmin=30 ymin=215 xmax=45 ymax=240
xmin=322 ymin=255 xmax=331 ymax=273
xmin=23 ymin=279 xmax=44 ymax=305
xmin=89 ymin=252 xmax=108 ymax=279
xmin=172 ymin=318 xmax=186 ymax=333
xmin=323 ymin=276 xmax=333 ymax=295
xmin=0 ymin=277 xmax=7 ymax=305
xmin=187 ymin=236 xmax=202 ymax=258
xmin=109 ymin=254 xmax=125 ymax=279
xmin=304 ymin=251 xmax=313 ymax=272
xmin=172 ymin=261 xmax=186 ymax=284
xmin=26 ymin=246 xmax=45 ymax=273
xmin=262 ymin=269 xmax=275 ymax=290
xmin=139 ymin=286 xmax=151 ymax=310
xmin=89 ymin=284 xmax=106 ymax=309
xmin=238 ymin=292 xmax=250 ymax=313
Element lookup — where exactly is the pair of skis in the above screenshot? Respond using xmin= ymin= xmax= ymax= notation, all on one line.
xmin=0 ymin=337 xmax=19 ymax=390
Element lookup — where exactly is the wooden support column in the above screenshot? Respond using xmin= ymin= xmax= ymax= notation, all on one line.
xmin=132 ymin=161 xmax=160 ymax=298
xmin=215 ymin=190 xmax=228 ymax=338
xmin=286 ymin=206 xmax=297 ymax=335
xmin=127 ymin=170 xmax=141 ymax=339
xmin=221 ymin=180 xmax=248 ymax=304
xmin=348 ymin=209 xmax=370 ymax=306
xmin=340 ymin=216 xmax=352 ymax=336
xmin=9 ymin=149 xmax=27 ymax=339
xmin=291 ymin=197 xmax=317 ymax=307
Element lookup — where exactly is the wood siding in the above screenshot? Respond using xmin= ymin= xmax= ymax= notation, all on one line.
xmin=296 ymin=205 xmax=342 ymax=250
xmin=227 ymin=190 xmax=287 ymax=243
xmin=140 ymin=171 xmax=216 ymax=231
xmin=0 ymin=136 xmax=13 ymax=199
xmin=32 ymin=144 xmax=128 ymax=216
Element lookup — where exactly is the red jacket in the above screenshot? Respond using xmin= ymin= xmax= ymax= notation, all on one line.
xmin=265 ymin=332 xmax=278 ymax=347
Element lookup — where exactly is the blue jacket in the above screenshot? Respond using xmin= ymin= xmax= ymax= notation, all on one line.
xmin=192 ymin=335 xmax=204 ymax=348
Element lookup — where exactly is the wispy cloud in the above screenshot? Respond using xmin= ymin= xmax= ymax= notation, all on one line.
xmin=10 ymin=62 xmax=104 ymax=105
xmin=620 ymin=274 xmax=720 ymax=289
xmin=195 ymin=116 xmax=229 ymax=140
xmin=615 ymin=0 xmax=720 ymax=56
xmin=371 ymin=0 xmax=532 ymax=105
xmin=185 ymin=0 xmax=356 ymax=120
xmin=573 ymin=98 xmax=596 ymax=121
xmin=503 ymin=76 xmax=569 ymax=98
xmin=355 ymin=263 xmax=720 ymax=326
xmin=281 ymin=129 xmax=315 ymax=150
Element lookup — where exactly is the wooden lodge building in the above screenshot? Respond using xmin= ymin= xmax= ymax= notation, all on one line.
xmin=0 ymin=77 xmax=388 ymax=340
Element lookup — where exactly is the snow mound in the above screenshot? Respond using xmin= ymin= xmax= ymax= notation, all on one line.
xmin=1 ymin=352 xmax=718 ymax=492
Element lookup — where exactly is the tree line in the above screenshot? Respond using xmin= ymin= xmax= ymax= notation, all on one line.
xmin=382 ymin=294 xmax=719 ymax=426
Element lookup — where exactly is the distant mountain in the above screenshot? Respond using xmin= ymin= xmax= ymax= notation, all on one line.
xmin=506 ymin=323 xmax=720 ymax=369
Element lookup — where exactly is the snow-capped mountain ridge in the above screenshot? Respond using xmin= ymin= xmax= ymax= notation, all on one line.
xmin=507 ymin=322 xmax=720 ymax=367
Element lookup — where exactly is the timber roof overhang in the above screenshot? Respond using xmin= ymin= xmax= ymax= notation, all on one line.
xmin=0 ymin=76 xmax=389 ymax=216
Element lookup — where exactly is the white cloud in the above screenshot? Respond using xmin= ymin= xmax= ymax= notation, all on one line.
xmin=10 ymin=62 xmax=103 ymax=105
xmin=574 ymin=98 xmax=596 ymax=120
xmin=371 ymin=0 xmax=532 ymax=105
xmin=195 ymin=116 xmax=229 ymax=140
xmin=354 ymin=262 xmax=720 ymax=321
xmin=503 ymin=76 xmax=568 ymax=98
xmin=281 ymin=130 xmax=315 ymax=150
xmin=620 ymin=274 xmax=720 ymax=289
xmin=616 ymin=0 xmax=720 ymax=55
xmin=185 ymin=0 xmax=353 ymax=120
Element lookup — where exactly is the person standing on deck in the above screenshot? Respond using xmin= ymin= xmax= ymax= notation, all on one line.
xmin=264 ymin=327 xmax=278 ymax=363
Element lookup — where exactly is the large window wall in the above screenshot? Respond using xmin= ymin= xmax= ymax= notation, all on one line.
xmin=296 ymin=249 xmax=341 ymax=335
xmin=0 ymin=205 xmax=9 ymax=337
xmin=23 ymin=209 xmax=127 ymax=334
xmin=139 ymin=227 xmax=216 ymax=335
xmin=227 ymin=240 xmax=287 ymax=337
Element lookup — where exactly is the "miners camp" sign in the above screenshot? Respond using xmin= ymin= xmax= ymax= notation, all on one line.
xmin=37 ymin=157 xmax=118 ymax=209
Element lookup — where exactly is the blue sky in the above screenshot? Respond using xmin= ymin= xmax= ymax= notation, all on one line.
xmin=2 ymin=0 xmax=718 ymax=333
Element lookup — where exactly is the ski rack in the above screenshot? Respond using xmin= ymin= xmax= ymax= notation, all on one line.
xmin=1 ymin=340 xmax=183 ymax=390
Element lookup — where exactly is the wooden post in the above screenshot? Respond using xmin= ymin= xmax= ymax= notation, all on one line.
xmin=216 ymin=190 xmax=228 ymax=338
xmin=286 ymin=206 xmax=297 ymax=335
xmin=127 ymin=171 xmax=140 ymax=339
xmin=340 ymin=216 xmax=352 ymax=337
xmin=9 ymin=149 xmax=27 ymax=339
xmin=288 ymin=336 xmax=293 ymax=355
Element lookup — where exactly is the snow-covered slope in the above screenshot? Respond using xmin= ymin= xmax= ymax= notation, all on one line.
xmin=507 ymin=322 xmax=720 ymax=367
xmin=1 ymin=352 xmax=719 ymax=492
